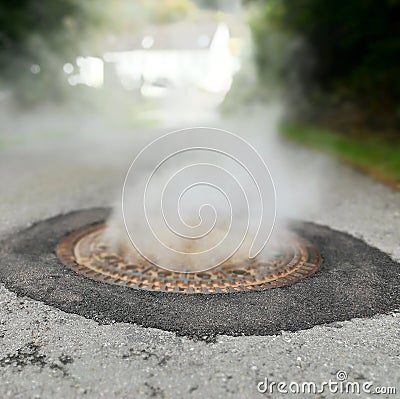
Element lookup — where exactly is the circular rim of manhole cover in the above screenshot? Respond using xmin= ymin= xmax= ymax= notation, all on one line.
xmin=56 ymin=223 xmax=321 ymax=294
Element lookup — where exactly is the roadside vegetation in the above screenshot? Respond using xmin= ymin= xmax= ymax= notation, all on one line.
xmin=281 ymin=122 xmax=400 ymax=187
xmin=242 ymin=0 xmax=400 ymax=187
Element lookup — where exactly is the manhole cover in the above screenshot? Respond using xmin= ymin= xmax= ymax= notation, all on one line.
xmin=1 ymin=208 xmax=400 ymax=336
xmin=56 ymin=223 xmax=321 ymax=294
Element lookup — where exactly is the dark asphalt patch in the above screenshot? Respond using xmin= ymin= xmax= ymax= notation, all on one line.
xmin=0 ymin=208 xmax=399 ymax=337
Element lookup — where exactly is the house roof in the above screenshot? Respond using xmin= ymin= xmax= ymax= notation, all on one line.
xmin=110 ymin=20 xmax=220 ymax=51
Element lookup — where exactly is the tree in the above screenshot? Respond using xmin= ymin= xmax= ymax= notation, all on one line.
xmin=246 ymin=0 xmax=400 ymax=129
xmin=0 ymin=0 xmax=101 ymax=105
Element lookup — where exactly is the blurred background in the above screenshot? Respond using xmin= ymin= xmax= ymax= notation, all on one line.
xmin=0 ymin=0 xmax=244 ymax=124
xmin=0 ymin=0 xmax=399 ymax=235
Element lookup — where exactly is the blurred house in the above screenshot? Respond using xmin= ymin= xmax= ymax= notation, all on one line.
xmin=103 ymin=20 xmax=239 ymax=97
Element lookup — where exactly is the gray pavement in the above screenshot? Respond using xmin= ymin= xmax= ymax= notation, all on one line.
xmin=0 ymin=108 xmax=399 ymax=398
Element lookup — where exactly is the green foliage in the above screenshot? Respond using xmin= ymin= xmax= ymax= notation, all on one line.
xmin=281 ymin=121 xmax=400 ymax=186
xmin=246 ymin=0 xmax=400 ymax=125
xmin=147 ymin=0 xmax=196 ymax=24
xmin=246 ymin=2 xmax=290 ymax=93
xmin=0 ymin=0 xmax=102 ymax=105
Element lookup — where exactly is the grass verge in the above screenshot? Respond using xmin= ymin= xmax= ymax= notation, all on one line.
xmin=280 ymin=121 xmax=400 ymax=189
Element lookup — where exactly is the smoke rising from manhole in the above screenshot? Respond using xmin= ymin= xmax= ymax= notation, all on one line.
xmin=121 ymin=127 xmax=276 ymax=272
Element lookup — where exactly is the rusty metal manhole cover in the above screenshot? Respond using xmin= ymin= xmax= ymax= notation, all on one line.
xmin=3 ymin=208 xmax=400 ymax=336
xmin=56 ymin=223 xmax=321 ymax=294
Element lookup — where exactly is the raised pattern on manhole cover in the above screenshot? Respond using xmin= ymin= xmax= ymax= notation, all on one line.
xmin=56 ymin=224 xmax=321 ymax=294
